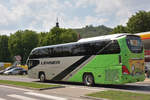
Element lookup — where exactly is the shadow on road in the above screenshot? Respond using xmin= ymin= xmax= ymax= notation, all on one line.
xmin=95 ymin=84 xmax=150 ymax=92
xmin=35 ymin=80 xmax=150 ymax=92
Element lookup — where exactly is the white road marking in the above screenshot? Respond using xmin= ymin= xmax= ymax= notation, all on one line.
xmin=0 ymin=98 xmax=6 ymax=100
xmin=8 ymin=94 xmax=38 ymax=100
xmin=25 ymin=92 xmax=67 ymax=100
xmin=69 ymin=86 xmax=104 ymax=91
xmin=0 ymin=85 xmax=32 ymax=92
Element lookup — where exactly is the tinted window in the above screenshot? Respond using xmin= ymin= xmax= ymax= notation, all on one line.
xmin=126 ymin=35 xmax=143 ymax=53
xmin=100 ymin=40 xmax=120 ymax=54
xmin=27 ymin=60 xmax=39 ymax=69
xmin=29 ymin=48 xmax=49 ymax=58
xmin=29 ymin=40 xmax=120 ymax=59
xmin=39 ymin=48 xmax=49 ymax=58
xmin=92 ymin=41 xmax=109 ymax=54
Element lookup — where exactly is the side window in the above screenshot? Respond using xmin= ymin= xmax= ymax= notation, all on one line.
xmin=49 ymin=48 xmax=54 ymax=57
xmin=39 ymin=48 xmax=49 ymax=58
xmin=72 ymin=44 xmax=80 ymax=56
xmin=29 ymin=50 xmax=39 ymax=59
xmin=30 ymin=48 xmax=50 ymax=59
xmin=54 ymin=46 xmax=63 ymax=57
xmin=100 ymin=40 xmax=120 ymax=54
xmin=62 ymin=45 xmax=72 ymax=57
xmin=27 ymin=60 xmax=39 ymax=68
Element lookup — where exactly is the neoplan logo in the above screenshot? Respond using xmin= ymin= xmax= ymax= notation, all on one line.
xmin=41 ymin=61 xmax=60 ymax=65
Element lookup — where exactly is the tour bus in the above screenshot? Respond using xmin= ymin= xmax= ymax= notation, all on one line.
xmin=136 ymin=32 xmax=150 ymax=74
xmin=26 ymin=34 xmax=145 ymax=86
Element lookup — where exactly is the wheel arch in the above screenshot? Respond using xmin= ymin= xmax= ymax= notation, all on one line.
xmin=82 ymin=72 xmax=95 ymax=81
xmin=38 ymin=71 xmax=45 ymax=79
xmin=82 ymin=72 xmax=95 ymax=86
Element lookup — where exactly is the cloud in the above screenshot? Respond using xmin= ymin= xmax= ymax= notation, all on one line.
xmin=0 ymin=0 xmax=65 ymax=34
xmin=0 ymin=0 xmax=150 ymax=35
xmin=72 ymin=0 xmax=132 ymax=26
xmin=85 ymin=16 xmax=108 ymax=25
xmin=0 ymin=4 xmax=10 ymax=25
xmin=94 ymin=0 xmax=122 ymax=14
xmin=61 ymin=16 xmax=108 ymax=28
xmin=64 ymin=1 xmax=73 ymax=8
xmin=74 ymin=0 xmax=95 ymax=8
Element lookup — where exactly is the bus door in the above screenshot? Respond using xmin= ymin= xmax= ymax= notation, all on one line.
xmin=27 ymin=60 xmax=40 ymax=78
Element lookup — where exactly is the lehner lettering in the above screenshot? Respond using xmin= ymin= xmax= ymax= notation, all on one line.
xmin=41 ymin=61 xmax=60 ymax=65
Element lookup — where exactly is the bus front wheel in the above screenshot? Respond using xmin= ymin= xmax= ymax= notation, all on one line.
xmin=83 ymin=73 xmax=94 ymax=86
xmin=39 ymin=73 xmax=46 ymax=82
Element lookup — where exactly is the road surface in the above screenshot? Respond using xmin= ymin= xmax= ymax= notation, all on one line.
xmin=0 ymin=85 xmax=69 ymax=100
xmin=0 ymin=75 xmax=150 ymax=100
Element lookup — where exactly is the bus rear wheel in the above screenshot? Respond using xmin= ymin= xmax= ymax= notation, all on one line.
xmin=39 ymin=73 xmax=46 ymax=82
xmin=83 ymin=74 xmax=94 ymax=86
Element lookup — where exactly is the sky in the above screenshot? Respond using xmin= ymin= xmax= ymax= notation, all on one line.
xmin=0 ymin=0 xmax=150 ymax=35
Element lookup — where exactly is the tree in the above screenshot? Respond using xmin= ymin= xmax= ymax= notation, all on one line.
xmin=8 ymin=30 xmax=39 ymax=64
xmin=21 ymin=30 xmax=39 ymax=63
xmin=112 ymin=25 xmax=128 ymax=34
xmin=127 ymin=10 xmax=150 ymax=33
xmin=44 ymin=27 xmax=78 ymax=45
xmin=38 ymin=32 xmax=48 ymax=46
xmin=59 ymin=29 xmax=78 ymax=43
xmin=8 ymin=31 xmax=24 ymax=62
xmin=0 ymin=35 xmax=11 ymax=62
xmin=74 ymin=25 xmax=112 ymax=38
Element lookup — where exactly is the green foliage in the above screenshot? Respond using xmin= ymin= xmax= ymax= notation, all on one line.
xmin=73 ymin=25 xmax=113 ymax=38
xmin=8 ymin=31 xmax=23 ymax=58
xmin=44 ymin=27 xmax=78 ymax=45
xmin=38 ymin=32 xmax=48 ymax=46
xmin=8 ymin=30 xmax=39 ymax=64
xmin=112 ymin=10 xmax=150 ymax=34
xmin=0 ymin=80 xmax=61 ymax=89
xmin=3 ymin=10 xmax=150 ymax=63
xmin=0 ymin=35 xmax=11 ymax=62
xmin=87 ymin=90 xmax=150 ymax=100
xmin=21 ymin=30 xmax=39 ymax=63
xmin=111 ymin=25 xmax=128 ymax=34
xmin=60 ymin=29 xmax=78 ymax=43
xmin=1 ymin=27 xmax=78 ymax=63
xmin=127 ymin=11 xmax=150 ymax=33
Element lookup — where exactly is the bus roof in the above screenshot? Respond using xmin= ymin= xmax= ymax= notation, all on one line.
xmin=33 ymin=42 xmax=76 ymax=51
xmin=77 ymin=33 xmax=127 ymax=43
xmin=32 ymin=33 xmax=128 ymax=51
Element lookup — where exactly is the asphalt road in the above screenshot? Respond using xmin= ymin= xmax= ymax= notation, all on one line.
xmin=0 ymin=75 xmax=39 ymax=82
xmin=0 ymin=75 xmax=150 ymax=100
xmin=0 ymin=85 xmax=68 ymax=100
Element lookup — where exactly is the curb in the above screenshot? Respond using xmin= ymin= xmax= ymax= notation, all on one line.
xmin=81 ymin=96 xmax=109 ymax=100
xmin=39 ymin=86 xmax=65 ymax=90
xmin=0 ymin=83 xmax=65 ymax=91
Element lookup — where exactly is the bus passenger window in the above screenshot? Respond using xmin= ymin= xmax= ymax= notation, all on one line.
xmin=28 ymin=60 xmax=39 ymax=68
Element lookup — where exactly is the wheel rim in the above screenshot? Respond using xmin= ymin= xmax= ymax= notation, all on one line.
xmin=40 ymin=74 xmax=45 ymax=82
xmin=85 ymin=75 xmax=93 ymax=85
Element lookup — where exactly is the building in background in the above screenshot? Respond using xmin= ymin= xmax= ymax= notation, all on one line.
xmin=136 ymin=32 xmax=150 ymax=77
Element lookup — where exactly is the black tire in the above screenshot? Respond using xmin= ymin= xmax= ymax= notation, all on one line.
xmin=83 ymin=74 xmax=94 ymax=86
xmin=39 ymin=73 xmax=46 ymax=82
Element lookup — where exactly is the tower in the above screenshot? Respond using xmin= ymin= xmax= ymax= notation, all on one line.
xmin=56 ymin=18 xmax=59 ymax=28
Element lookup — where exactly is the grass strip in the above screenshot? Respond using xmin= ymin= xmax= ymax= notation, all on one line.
xmin=0 ymin=80 xmax=61 ymax=89
xmin=86 ymin=90 xmax=150 ymax=100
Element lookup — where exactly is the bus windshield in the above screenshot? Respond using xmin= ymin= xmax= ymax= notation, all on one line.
xmin=126 ymin=35 xmax=143 ymax=53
